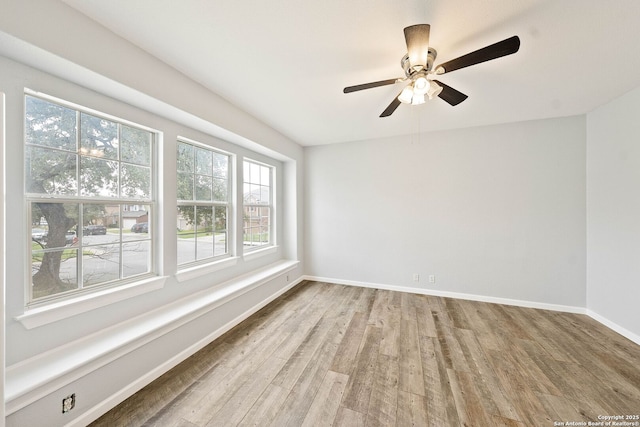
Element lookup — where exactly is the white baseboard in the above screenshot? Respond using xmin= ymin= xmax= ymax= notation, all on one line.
xmin=303 ymin=275 xmax=586 ymax=314
xmin=70 ymin=276 xmax=305 ymax=427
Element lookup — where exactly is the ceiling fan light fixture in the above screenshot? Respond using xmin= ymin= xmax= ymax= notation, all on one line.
xmin=411 ymin=92 xmax=425 ymax=105
xmin=398 ymin=86 xmax=414 ymax=104
xmin=413 ymin=76 xmax=430 ymax=95
xmin=427 ymin=81 xmax=443 ymax=100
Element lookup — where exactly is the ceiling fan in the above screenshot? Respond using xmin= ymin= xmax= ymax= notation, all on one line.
xmin=343 ymin=24 xmax=520 ymax=117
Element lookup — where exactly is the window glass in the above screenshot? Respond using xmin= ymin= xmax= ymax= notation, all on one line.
xmin=243 ymin=160 xmax=273 ymax=250
xmin=177 ymin=140 xmax=230 ymax=266
xmin=26 ymin=94 xmax=154 ymax=303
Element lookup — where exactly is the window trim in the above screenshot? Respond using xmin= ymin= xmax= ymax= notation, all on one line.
xmin=16 ymin=275 xmax=168 ymax=329
xmin=24 ymin=89 xmax=159 ymax=307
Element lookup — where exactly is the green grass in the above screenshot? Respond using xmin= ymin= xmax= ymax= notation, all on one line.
xmin=32 ymin=243 xmax=95 ymax=262
xmin=177 ymin=229 xmax=215 ymax=239
xmin=243 ymin=233 xmax=269 ymax=243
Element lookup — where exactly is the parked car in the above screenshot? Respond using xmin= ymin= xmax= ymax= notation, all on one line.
xmin=31 ymin=228 xmax=48 ymax=242
xmin=131 ymin=222 xmax=148 ymax=233
xmin=32 ymin=228 xmax=77 ymax=245
xmin=65 ymin=230 xmax=77 ymax=245
xmin=83 ymin=224 xmax=107 ymax=235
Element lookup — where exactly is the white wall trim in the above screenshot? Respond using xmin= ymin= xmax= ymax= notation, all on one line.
xmin=586 ymin=309 xmax=640 ymax=346
xmin=1 ymin=91 xmax=7 ymax=426
xmin=175 ymin=256 xmax=239 ymax=283
xmin=303 ymin=275 xmax=587 ymax=314
xmin=243 ymin=245 xmax=279 ymax=261
xmin=69 ymin=274 xmax=306 ymax=427
xmin=6 ymin=260 xmax=299 ymax=415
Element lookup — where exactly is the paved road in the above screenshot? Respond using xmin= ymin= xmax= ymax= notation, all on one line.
xmin=35 ymin=233 xmax=227 ymax=287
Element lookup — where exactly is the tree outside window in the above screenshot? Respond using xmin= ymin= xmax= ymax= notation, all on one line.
xmin=26 ymin=94 xmax=154 ymax=302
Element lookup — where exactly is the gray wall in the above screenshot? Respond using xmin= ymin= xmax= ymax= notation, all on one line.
xmin=305 ymin=116 xmax=587 ymax=307
xmin=587 ymin=85 xmax=640 ymax=339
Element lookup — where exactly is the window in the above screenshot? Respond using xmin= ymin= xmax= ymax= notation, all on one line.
xmin=243 ymin=159 xmax=273 ymax=250
xmin=176 ymin=140 xmax=230 ymax=265
xmin=25 ymin=94 xmax=155 ymax=304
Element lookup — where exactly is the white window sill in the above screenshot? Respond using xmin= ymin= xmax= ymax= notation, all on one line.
xmin=15 ymin=275 xmax=168 ymax=330
xmin=175 ymin=256 xmax=239 ymax=283
xmin=243 ymin=244 xmax=278 ymax=261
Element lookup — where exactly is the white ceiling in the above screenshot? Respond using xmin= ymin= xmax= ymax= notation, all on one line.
xmin=61 ymin=0 xmax=640 ymax=146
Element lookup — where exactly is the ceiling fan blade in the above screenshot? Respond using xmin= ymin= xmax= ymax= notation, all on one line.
xmin=380 ymin=92 xmax=403 ymax=117
xmin=404 ymin=24 xmax=430 ymax=70
xmin=432 ymin=80 xmax=468 ymax=106
xmin=343 ymin=78 xmax=400 ymax=93
xmin=434 ymin=35 xmax=520 ymax=74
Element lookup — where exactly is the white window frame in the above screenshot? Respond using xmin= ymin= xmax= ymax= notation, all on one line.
xmin=242 ymin=158 xmax=274 ymax=253
xmin=176 ymin=137 xmax=233 ymax=268
xmin=24 ymin=90 xmax=158 ymax=307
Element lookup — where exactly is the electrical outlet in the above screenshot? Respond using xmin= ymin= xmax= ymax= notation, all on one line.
xmin=413 ymin=273 xmax=420 ymax=282
xmin=62 ymin=393 xmax=76 ymax=414
xmin=429 ymin=275 xmax=436 ymax=284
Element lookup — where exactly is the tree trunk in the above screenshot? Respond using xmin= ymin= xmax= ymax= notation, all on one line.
xmin=32 ymin=203 xmax=77 ymax=298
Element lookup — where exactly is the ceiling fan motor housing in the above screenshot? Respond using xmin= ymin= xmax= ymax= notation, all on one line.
xmin=402 ymin=48 xmax=437 ymax=78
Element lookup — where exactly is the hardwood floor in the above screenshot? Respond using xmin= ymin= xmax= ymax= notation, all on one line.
xmin=90 ymin=281 xmax=640 ymax=426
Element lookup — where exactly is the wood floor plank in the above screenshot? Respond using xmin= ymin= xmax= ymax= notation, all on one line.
xmin=517 ymin=339 xmax=592 ymax=404
xmin=364 ymin=353 xmax=398 ymax=427
xmin=378 ymin=291 xmax=401 ymax=358
xmin=173 ymin=419 xmax=200 ymax=427
xmin=515 ymin=307 xmax=578 ymax=363
xmin=418 ymin=335 xmax=449 ymax=426
xmin=426 ymin=330 xmax=462 ymax=426
xmin=367 ymin=289 xmax=388 ymax=327
xmin=443 ymin=297 xmax=472 ymax=330
xmin=490 ymin=415 xmax=527 ymax=427
xmin=340 ymin=325 xmax=383 ymax=413
xmin=353 ymin=287 xmax=377 ymax=315
xmin=330 ymin=311 xmax=368 ymax=375
xmin=433 ymin=315 xmax=470 ymax=372
xmin=333 ymin=407 xmax=365 ymax=427
xmin=456 ymin=299 xmax=504 ymax=351
xmin=142 ymin=361 xmax=233 ymax=426
xmin=272 ymin=314 xmax=338 ymax=390
xmin=490 ymin=304 xmax=533 ymax=340
xmin=486 ymin=348 xmax=556 ymax=426
xmin=269 ymin=322 xmax=344 ymax=427
xmin=537 ymin=393 xmax=586 ymax=424
xmin=300 ymin=370 xmax=348 ymax=427
xmin=236 ymin=384 xmax=289 ymax=427
xmin=507 ymin=341 xmax=562 ymax=396
xmin=414 ymin=294 xmax=437 ymax=338
xmin=183 ymin=334 xmax=291 ymax=425
xmin=400 ymin=292 xmax=418 ymax=321
xmin=398 ymin=317 xmax=426 ymax=396
xmin=455 ymin=327 xmax=520 ymax=422
xmin=91 ymin=281 xmax=640 ymax=427
xmin=204 ymin=356 xmax=288 ymax=427
xmin=396 ymin=390 xmax=428 ymax=427
xmin=448 ymin=368 xmax=493 ymax=427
